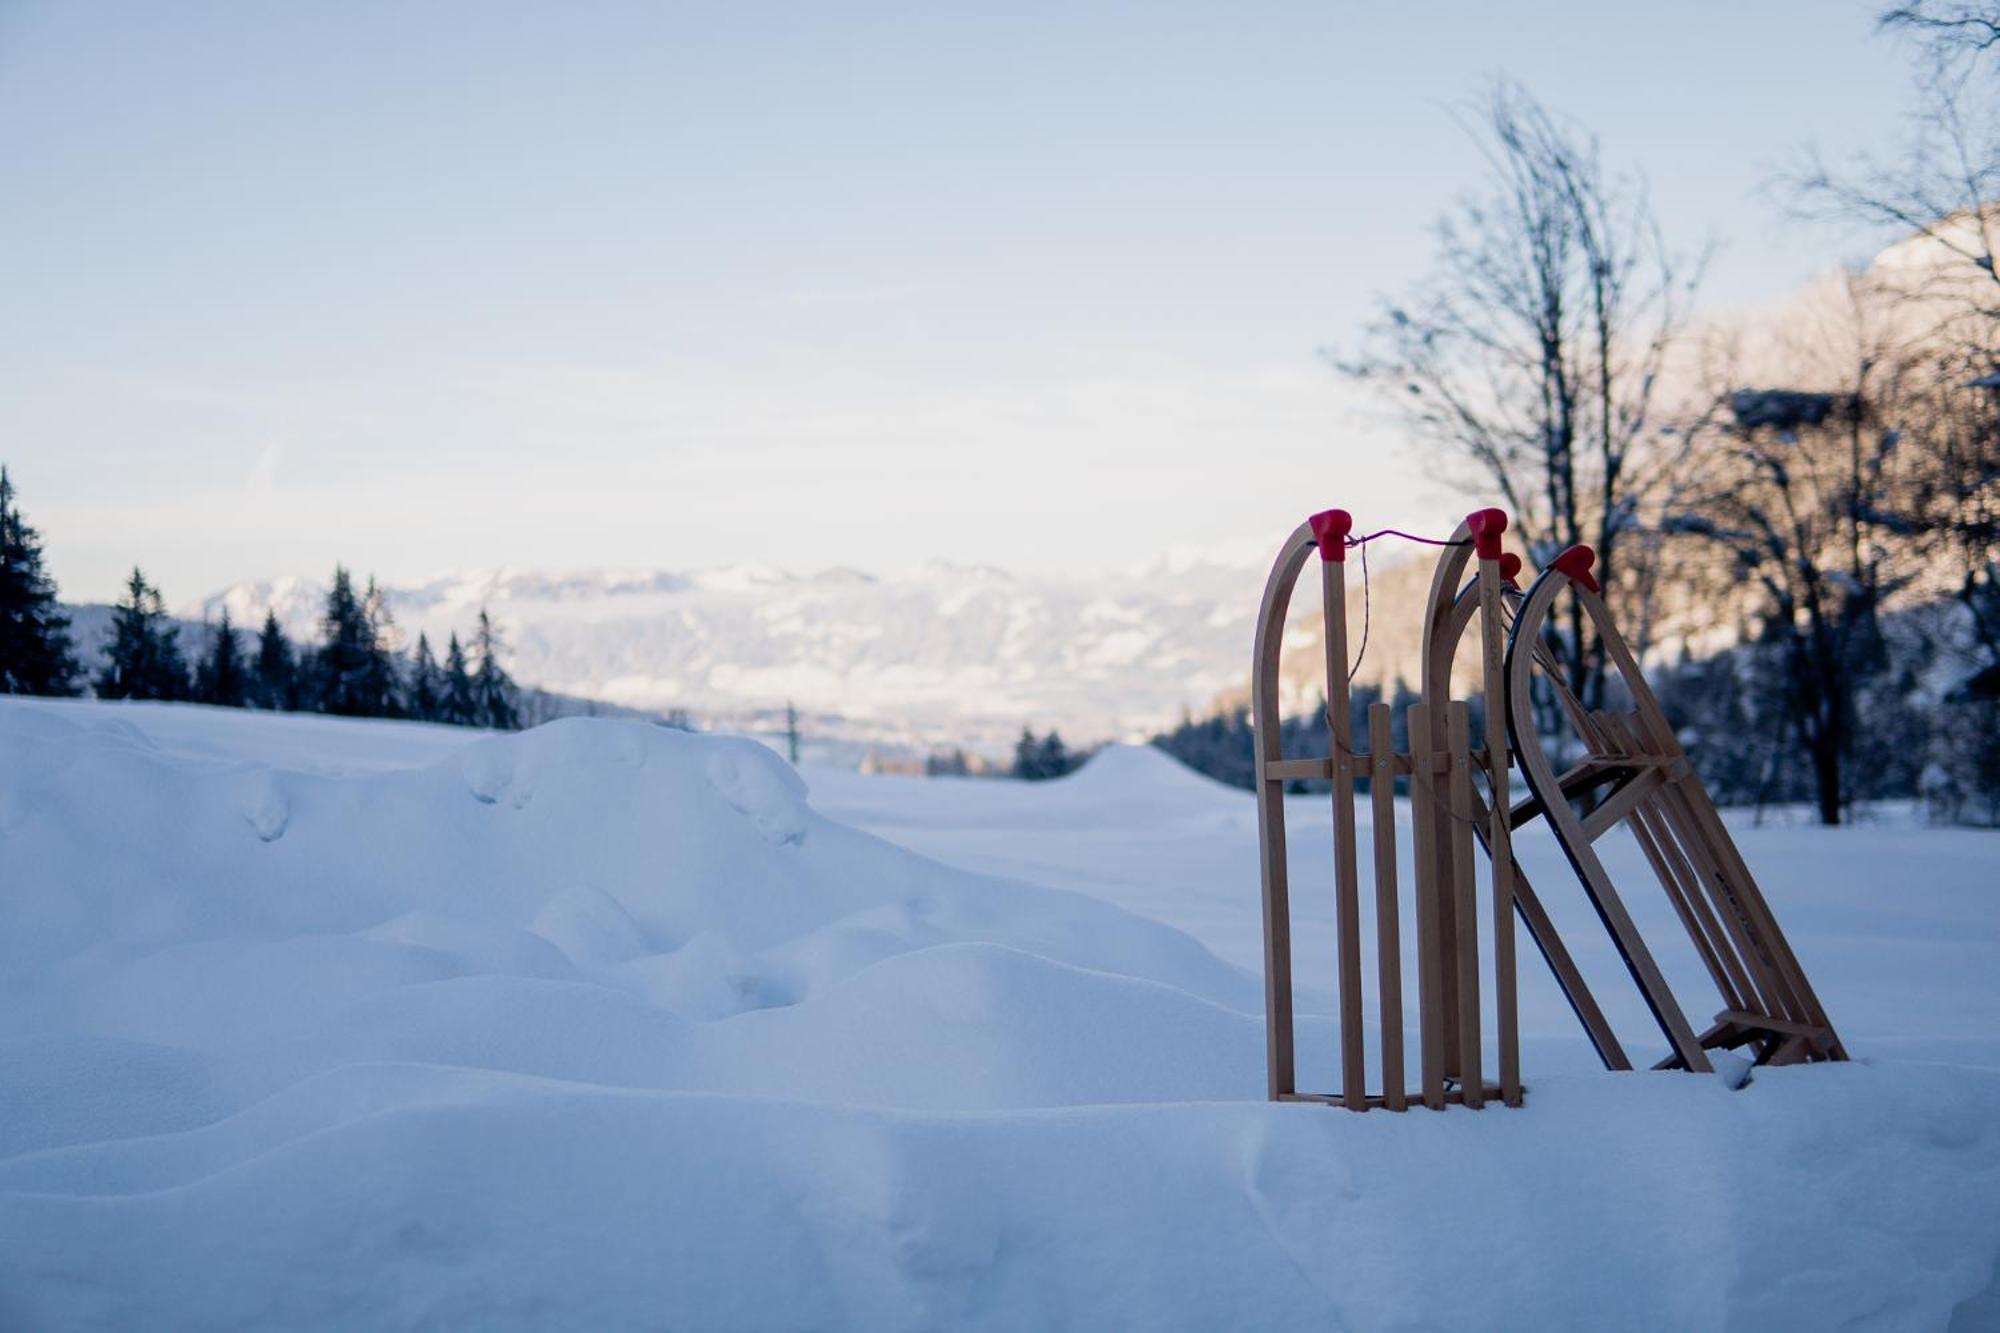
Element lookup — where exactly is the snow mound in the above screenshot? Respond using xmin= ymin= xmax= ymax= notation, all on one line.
xmin=1064 ymin=741 xmax=1239 ymax=799
xmin=0 ymin=700 xmax=1995 ymax=1329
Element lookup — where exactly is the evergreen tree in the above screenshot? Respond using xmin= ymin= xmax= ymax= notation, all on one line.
xmin=1151 ymin=706 xmax=1255 ymax=790
xmin=1013 ymin=726 xmax=1042 ymax=779
xmin=440 ymin=632 xmax=477 ymax=726
xmin=471 ymin=609 xmax=519 ymax=730
xmin=924 ymin=748 xmax=971 ymax=777
xmin=1036 ymin=729 xmax=1072 ymax=779
xmin=311 ymin=567 xmax=368 ymax=714
xmin=253 ymin=610 xmax=299 ymax=711
xmin=408 ymin=632 xmax=443 ymax=722
xmin=96 ymin=567 xmax=189 ymax=701
xmin=785 ymin=699 xmax=801 ymax=764
xmin=194 ymin=608 xmax=248 ymax=708
xmin=0 ymin=466 xmax=81 ymax=696
xmin=354 ymin=577 xmax=404 ymax=717
xmin=312 ymin=567 xmax=400 ymax=717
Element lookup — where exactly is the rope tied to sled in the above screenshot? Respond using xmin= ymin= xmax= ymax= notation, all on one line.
xmin=1341 ymin=529 xmax=1474 ymax=686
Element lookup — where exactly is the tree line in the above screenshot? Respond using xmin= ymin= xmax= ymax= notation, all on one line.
xmin=917 ymin=728 xmax=1090 ymax=780
xmin=1010 ymin=726 xmax=1084 ymax=780
xmin=0 ymin=466 xmax=521 ymax=729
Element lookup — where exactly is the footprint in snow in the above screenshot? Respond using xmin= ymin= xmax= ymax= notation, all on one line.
xmin=704 ymin=744 xmax=808 ymax=846
xmin=460 ymin=741 xmax=531 ymax=807
xmin=238 ymin=772 xmax=289 ymax=842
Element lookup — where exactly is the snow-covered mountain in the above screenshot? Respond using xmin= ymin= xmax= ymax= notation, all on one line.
xmin=190 ymin=555 xmax=1277 ymax=748
xmin=188 ymin=543 xmax=1464 ymax=751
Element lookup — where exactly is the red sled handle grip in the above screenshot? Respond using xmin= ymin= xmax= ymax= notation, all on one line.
xmin=1551 ymin=544 xmax=1601 ymax=594
xmin=1308 ymin=508 xmax=1353 ymax=562
xmin=1466 ymin=508 xmax=1508 ymax=561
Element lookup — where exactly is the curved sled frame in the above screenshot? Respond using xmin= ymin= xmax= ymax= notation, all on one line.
xmin=1504 ymin=551 xmax=1847 ymax=1069
xmin=1254 ymin=509 xmax=1526 ymax=1110
xmin=1418 ymin=553 xmax=1632 ymax=1073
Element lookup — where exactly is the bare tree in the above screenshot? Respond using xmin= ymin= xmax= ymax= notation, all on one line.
xmin=1665 ymin=278 xmax=1923 ymax=825
xmin=1338 ymin=82 xmax=1700 ymax=714
xmin=1784 ymin=0 xmax=2000 ymax=745
xmin=1880 ymin=1 xmax=2000 ymax=66
xmin=1789 ymin=85 xmax=1998 ymax=337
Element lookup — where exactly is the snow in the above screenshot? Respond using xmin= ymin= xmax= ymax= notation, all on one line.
xmin=1 ymin=703 xmax=1996 ymax=1328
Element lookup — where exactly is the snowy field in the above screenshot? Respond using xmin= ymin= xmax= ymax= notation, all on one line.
xmin=1 ymin=697 xmax=1996 ymax=1329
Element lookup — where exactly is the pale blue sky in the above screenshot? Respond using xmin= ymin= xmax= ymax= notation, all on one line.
xmin=0 ymin=1 xmax=1917 ymax=602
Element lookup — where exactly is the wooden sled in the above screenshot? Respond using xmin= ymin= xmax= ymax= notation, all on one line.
xmin=1254 ymin=509 xmax=1845 ymax=1112
xmin=1502 ymin=545 xmax=1847 ymax=1071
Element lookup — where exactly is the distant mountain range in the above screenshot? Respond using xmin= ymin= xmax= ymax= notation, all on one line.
xmin=180 ymin=549 xmax=1444 ymax=751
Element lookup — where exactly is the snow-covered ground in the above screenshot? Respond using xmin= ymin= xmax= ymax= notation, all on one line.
xmin=1 ymin=697 xmax=1996 ymax=1329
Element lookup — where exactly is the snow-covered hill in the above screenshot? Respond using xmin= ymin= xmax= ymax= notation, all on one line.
xmin=0 ymin=698 xmax=1995 ymax=1327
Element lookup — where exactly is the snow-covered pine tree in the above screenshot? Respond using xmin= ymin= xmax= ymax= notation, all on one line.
xmin=310 ymin=567 xmax=369 ymax=715
xmin=471 ymin=609 xmax=519 ymax=731
xmin=409 ymin=632 xmax=443 ymax=722
xmin=96 ymin=567 xmax=189 ymax=701
xmin=253 ymin=610 xmax=298 ymax=711
xmin=355 ymin=577 xmax=403 ymax=717
xmin=194 ymin=607 xmax=248 ymax=708
xmin=440 ymin=632 xmax=477 ymax=726
xmin=0 ymin=466 xmax=81 ymax=696
xmin=312 ymin=567 xmax=402 ymax=717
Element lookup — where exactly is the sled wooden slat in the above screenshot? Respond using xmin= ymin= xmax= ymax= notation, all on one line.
xmin=1652 ymin=781 xmax=1801 ymax=1024
xmin=1477 ymin=556 xmax=1521 ymax=1106
xmin=1418 ymin=546 xmax=1467 ymax=1081
xmin=1577 ymin=766 xmax=1673 ymax=842
xmin=1610 ymin=758 xmax=1772 ymax=1017
xmin=1598 ymin=714 xmax=1759 ymax=1016
xmin=1628 ymin=800 xmax=1749 ymax=1013
xmin=1262 ymin=757 xmax=1331 ymax=782
xmin=1264 ymin=755 xmax=1423 ymax=783
xmin=1370 ymin=702 xmax=1406 ymax=1110
xmin=1662 ymin=775 xmax=1844 ymax=1054
xmin=1712 ymin=1009 xmax=1836 ymax=1041
xmin=1322 ymin=556 xmax=1367 ymax=1111
xmin=1408 ymin=699 xmax=1447 ymax=1110
xmin=1448 ymin=701 xmax=1483 ymax=1106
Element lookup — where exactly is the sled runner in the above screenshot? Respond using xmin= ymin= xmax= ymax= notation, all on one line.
xmin=1252 ymin=508 xmax=1845 ymax=1111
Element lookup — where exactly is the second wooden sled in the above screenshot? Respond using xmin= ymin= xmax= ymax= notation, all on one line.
xmin=1502 ymin=545 xmax=1847 ymax=1072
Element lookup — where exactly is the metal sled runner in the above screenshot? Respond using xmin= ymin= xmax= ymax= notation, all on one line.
xmin=1253 ymin=507 xmax=1845 ymax=1111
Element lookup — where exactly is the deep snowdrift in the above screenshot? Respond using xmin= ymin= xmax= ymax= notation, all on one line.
xmin=1 ymin=702 xmax=1996 ymax=1329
